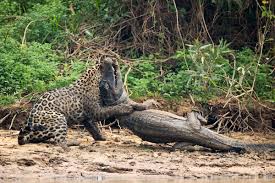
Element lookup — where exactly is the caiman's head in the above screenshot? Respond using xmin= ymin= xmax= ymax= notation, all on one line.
xmin=99 ymin=57 xmax=128 ymax=106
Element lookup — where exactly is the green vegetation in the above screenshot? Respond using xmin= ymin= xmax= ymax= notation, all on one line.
xmin=0 ymin=38 xmax=87 ymax=105
xmin=127 ymin=42 xmax=274 ymax=102
xmin=0 ymin=0 xmax=274 ymax=107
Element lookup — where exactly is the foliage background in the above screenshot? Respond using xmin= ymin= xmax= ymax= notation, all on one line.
xmin=0 ymin=0 xmax=274 ymax=131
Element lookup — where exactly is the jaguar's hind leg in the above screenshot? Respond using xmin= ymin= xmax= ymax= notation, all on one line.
xmin=47 ymin=116 xmax=68 ymax=145
xmin=18 ymin=124 xmax=50 ymax=145
xmin=18 ymin=113 xmax=68 ymax=146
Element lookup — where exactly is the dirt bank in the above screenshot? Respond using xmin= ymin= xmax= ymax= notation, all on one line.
xmin=0 ymin=129 xmax=274 ymax=180
xmin=1 ymin=97 xmax=275 ymax=132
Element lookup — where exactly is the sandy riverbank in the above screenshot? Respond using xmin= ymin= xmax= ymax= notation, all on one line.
xmin=0 ymin=129 xmax=274 ymax=180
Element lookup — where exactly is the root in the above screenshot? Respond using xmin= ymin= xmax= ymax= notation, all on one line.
xmin=0 ymin=112 xmax=11 ymax=125
xmin=99 ymin=120 xmax=118 ymax=128
xmin=9 ymin=113 xmax=17 ymax=130
xmin=207 ymin=98 xmax=274 ymax=133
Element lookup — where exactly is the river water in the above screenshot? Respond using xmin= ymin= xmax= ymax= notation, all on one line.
xmin=3 ymin=177 xmax=275 ymax=183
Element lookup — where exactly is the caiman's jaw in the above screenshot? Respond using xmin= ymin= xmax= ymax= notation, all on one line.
xmin=100 ymin=57 xmax=128 ymax=106
xmin=100 ymin=57 xmax=117 ymax=85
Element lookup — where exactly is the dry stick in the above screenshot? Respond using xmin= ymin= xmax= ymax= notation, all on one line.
xmin=235 ymin=101 xmax=243 ymax=131
xmin=221 ymin=118 xmax=231 ymax=133
xmin=99 ymin=121 xmax=103 ymax=127
xmin=217 ymin=118 xmax=224 ymax=133
xmin=172 ymin=0 xmax=185 ymax=48
xmin=198 ymin=2 xmax=214 ymax=45
xmin=226 ymin=54 xmax=236 ymax=98
xmin=99 ymin=120 xmax=118 ymax=128
xmin=116 ymin=120 xmax=122 ymax=132
xmin=230 ymin=115 xmax=239 ymax=131
xmin=123 ymin=66 xmax=132 ymax=94
xmin=110 ymin=13 xmax=148 ymax=29
xmin=189 ymin=94 xmax=195 ymax=105
xmin=243 ymin=117 xmax=253 ymax=132
xmin=252 ymin=97 xmax=275 ymax=111
xmin=108 ymin=126 xmax=112 ymax=134
xmin=250 ymin=25 xmax=266 ymax=94
xmin=9 ymin=114 xmax=17 ymax=130
xmin=0 ymin=111 xmax=11 ymax=125
xmin=21 ymin=20 xmax=36 ymax=46
xmin=259 ymin=108 xmax=266 ymax=130
xmin=207 ymin=112 xmax=230 ymax=129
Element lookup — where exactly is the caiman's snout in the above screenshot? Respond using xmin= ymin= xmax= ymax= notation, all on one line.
xmin=99 ymin=57 xmax=126 ymax=106
xmin=101 ymin=57 xmax=115 ymax=74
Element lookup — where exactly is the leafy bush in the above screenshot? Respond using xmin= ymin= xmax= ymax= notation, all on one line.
xmin=126 ymin=58 xmax=160 ymax=97
xmin=0 ymin=38 xmax=87 ymax=106
xmin=0 ymin=0 xmax=273 ymax=107
xmin=234 ymin=48 xmax=273 ymax=100
xmin=0 ymin=0 xmax=20 ymax=16
xmin=0 ymin=38 xmax=58 ymax=94
xmin=12 ymin=0 xmax=67 ymax=45
xmin=126 ymin=41 xmax=274 ymax=102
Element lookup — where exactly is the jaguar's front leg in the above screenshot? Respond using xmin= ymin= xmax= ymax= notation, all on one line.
xmin=93 ymin=103 xmax=134 ymax=122
xmin=84 ymin=103 xmax=134 ymax=141
xmin=83 ymin=120 xmax=106 ymax=141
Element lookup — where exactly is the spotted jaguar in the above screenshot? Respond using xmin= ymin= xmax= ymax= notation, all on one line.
xmin=18 ymin=57 xmax=135 ymax=146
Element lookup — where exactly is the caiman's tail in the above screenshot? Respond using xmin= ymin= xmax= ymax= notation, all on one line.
xmin=237 ymin=143 xmax=275 ymax=153
xmin=186 ymin=112 xmax=275 ymax=153
xmin=198 ymin=126 xmax=275 ymax=153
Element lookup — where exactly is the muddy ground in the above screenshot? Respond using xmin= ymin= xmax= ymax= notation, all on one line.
xmin=0 ymin=128 xmax=274 ymax=180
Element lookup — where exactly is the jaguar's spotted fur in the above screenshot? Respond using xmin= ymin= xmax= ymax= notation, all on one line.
xmin=18 ymin=57 xmax=134 ymax=146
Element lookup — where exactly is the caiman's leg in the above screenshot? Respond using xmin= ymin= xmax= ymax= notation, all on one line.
xmin=172 ymin=142 xmax=194 ymax=151
xmin=172 ymin=142 xmax=209 ymax=152
xmin=128 ymin=99 xmax=160 ymax=111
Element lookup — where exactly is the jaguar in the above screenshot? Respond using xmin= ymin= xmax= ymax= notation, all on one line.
xmin=18 ymin=57 xmax=136 ymax=147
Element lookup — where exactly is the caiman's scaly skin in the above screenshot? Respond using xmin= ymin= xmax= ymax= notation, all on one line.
xmin=18 ymin=58 xmax=137 ymax=147
xmin=99 ymin=64 xmax=275 ymax=153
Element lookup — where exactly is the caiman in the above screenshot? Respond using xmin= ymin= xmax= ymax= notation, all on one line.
xmin=99 ymin=60 xmax=275 ymax=153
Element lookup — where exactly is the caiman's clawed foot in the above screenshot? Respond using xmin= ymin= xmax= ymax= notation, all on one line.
xmin=172 ymin=142 xmax=210 ymax=152
xmin=142 ymin=99 xmax=161 ymax=109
